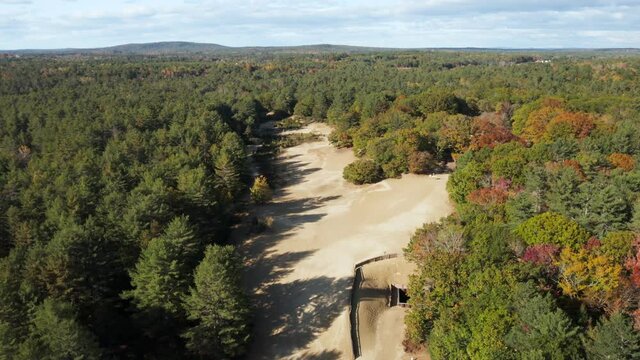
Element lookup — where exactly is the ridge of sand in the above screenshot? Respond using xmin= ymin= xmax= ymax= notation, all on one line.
xmin=239 ymin=123 xmax=452 ymax=359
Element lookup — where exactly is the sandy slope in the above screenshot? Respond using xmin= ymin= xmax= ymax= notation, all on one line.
xmin=239 ymin=123 xmax=452 ymax=359
xmin=356 ymin=258 xmax=416 ymax=360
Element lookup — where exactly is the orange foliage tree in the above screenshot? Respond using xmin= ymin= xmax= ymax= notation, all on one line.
xmin=609 ymin=153 xmax=636 ymax=171
xmin=521 ymin=106 xmax=563 ymax=141
xmin=545 ymin=112 xmax=596 ymax=140
xmin=545 ymin=159 xmax=586 ymax=180
xmin=436 ymin=114 xmax=472 ymax=153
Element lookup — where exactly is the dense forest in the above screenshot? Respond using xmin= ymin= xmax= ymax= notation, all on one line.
xmin=1 ymin=50 xmax=639 ymax=358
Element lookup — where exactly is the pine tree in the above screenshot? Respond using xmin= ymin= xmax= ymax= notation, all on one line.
xmin=123 ymin=174 xmax=173 ymax=245
xmin=506 ymin=285 xmax=581 ymax=359
xmin=585 ymin=313 xmax=640 ymax=360
xmin=523 ymin=165 xmax=548 ymax=213
xmin=582 ymin=185 xmax=631 ymax=236
xmin=505 ymin=192 xmax=537 ymax=224
xmin=36 ymin=217 xmax=124 ymax=311
xmin=17 ymin=299 xmax=101 ymax=360
xmin=215 ymin=155 xmax=242 ymax=202
xmin=182 ymin=245 xmax=251 ymax=359
xmin=210 ymin=131 xmax=246 ymax=202
xmin=632 ymin=199 xmax=640 ymax=231
xmin=546 ymin=167 xmax=581 ymax=218
xmin=123 ymin=216 xmax=200 ymax=320
xmin=0 ymin=247 xmax=29 ymax=358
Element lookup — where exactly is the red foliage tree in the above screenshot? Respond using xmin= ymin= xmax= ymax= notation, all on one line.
xmin=467 ymin=187 xmax=509 ymax=206
xmin=493 ymin=178 xmax=512 ymax=192
xmin=626 ymin=240 xmax=640 ymax=288
xmin=522 ymin=244 xmax=561 ymax=266
xmin=469 ymin=118 xmax=519 ymax=150
xmin=584 ymin=237 xmax=602 ymax=251
xmin=632 ymin=309 xmax=640 ymax=330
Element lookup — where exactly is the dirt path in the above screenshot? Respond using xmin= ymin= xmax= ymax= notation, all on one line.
xmin=239 ymin=123 xmax=452 ymax=359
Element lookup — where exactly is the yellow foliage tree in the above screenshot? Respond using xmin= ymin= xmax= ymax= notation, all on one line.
xmin=250 ymin=175 xmax=273 ymax=204
xmin=521 ymin=106 xmax=563 ymax=142
xmin=557 ymin=247 xmax=622 ymax=306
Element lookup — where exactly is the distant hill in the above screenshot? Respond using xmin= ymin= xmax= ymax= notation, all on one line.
xmin=2 ymin=42 xmax=230 ymax=56
xmin=2 ymin=41 xmax=639 ymax=57
xmin=96 ymin=41 xmax=231 ymax=54
xmin=1 ymin=42 xmax=397 ymax=56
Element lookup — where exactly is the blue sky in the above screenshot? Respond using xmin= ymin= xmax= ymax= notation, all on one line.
xmin=1 ymin=0 xmax=639 ymax=49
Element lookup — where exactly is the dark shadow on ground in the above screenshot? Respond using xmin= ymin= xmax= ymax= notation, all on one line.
xmin=239 ymin=194 xmax=341 ymax=287
xmin=239 ymin=193 xmax=345 ymax=358
xmin=244 ymin=249 xmax=316 ymax=292
xmin=246 ymin=276 xmax=351 ymax=359
xmin=238 ymin=133 xmax=349 ymax=359
xmin=240 ymin=195 xmax=341 ymax=261
xmin=356 ymin=287 xmax=388 ymax=302
xmin=273 ymin=158 xmax=322 ymax=190
xmin=298 ymin=350 xmax=342 ymax=360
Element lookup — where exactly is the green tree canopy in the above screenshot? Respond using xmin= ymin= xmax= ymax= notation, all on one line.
xmin=182 ymin=245 xmax=251 ymax=359
xmin=513 ymin=212 xmax=591 ymax=249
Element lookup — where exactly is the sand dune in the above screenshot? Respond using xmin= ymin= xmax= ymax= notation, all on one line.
xmin=239 ymin=123 xmax=452 ymax=359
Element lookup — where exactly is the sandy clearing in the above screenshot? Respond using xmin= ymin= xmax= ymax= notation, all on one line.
xmin=239 ymin=123 xmax=452 ymax=359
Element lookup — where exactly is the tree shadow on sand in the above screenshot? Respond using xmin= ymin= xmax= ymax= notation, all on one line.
xmin=246 ymin=276 xmax=351 ymax=359
xmin=239 ymin=193 xmax=347 ymax=359
xmin=239 ymin=136 xmax=351 ymax=359
xmin=297 ymin=349 xmax=342 ymax=360
xmin=272 ymin=154 xmax=322 ymax=190
xmin=240 ymin=195 xmax=341 ymax=289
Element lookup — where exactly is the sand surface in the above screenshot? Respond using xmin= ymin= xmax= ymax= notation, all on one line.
xmin=239 ymin=123 xmax=452 ymax=359
xmin=355 ymin=258 xmax=416 ymax=360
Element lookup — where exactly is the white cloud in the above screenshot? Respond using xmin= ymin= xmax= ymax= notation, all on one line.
xmin=1 ymin=0 xmax=639 ymax=49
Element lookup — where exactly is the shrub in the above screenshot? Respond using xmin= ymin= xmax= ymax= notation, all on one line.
xmin=276 ymin=133 xmax=320 ymax=148
xmin=250 ymin=175 xmax=273 ymax=204
xmin=343 ymin=159 xmax=383 ymax=185
xmin=328 ymin=129 xmax=353 ymax=148
xmin=250 ymin=216 xmax=274 ymax=233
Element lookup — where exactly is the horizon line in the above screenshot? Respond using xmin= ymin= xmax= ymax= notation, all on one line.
xmin=2 ymin=41 xmax=640 ymax=52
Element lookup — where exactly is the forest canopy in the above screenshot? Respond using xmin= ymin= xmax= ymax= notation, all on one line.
xmin=1 ymin=50 xmax=640 ymax=358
